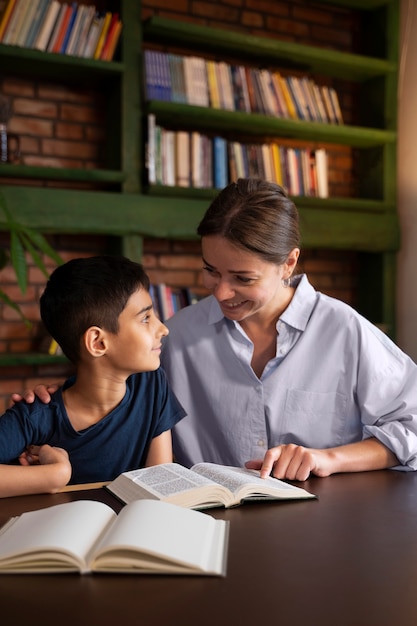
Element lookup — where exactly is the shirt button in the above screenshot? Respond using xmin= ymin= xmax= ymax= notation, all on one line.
xmin=257 ymin=439 xmax=265 ymax=447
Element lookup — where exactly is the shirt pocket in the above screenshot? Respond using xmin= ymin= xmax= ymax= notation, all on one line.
xmin=280 ymin=389 xmax=350 ymax=448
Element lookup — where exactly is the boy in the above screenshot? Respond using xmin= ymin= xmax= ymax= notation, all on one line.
xmin=0 ymin=255 xmax=185 ymax=495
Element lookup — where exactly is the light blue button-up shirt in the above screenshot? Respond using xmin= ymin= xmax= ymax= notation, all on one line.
xmin=162 ymin=275 xmax=417 ymax=470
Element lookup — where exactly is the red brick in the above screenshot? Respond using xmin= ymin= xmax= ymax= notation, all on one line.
xmin=8 ymin=117 xmax=54 ymax=137
xmin=13 ymin=98 xmax=58 ymax=118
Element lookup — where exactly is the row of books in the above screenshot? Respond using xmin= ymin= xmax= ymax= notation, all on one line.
xmin=150 ymin=284 xmax=198 ymax=323
xmin=0 ymin=0 xmax=122 ymax=61
xmin=144 ymin=50 xmax=344 ymax=124
xmin=147 ymin=115 xmax=329 ymax=198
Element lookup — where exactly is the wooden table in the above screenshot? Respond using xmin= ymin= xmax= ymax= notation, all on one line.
xmin=1 ymin=469 xmax=417 ymax=626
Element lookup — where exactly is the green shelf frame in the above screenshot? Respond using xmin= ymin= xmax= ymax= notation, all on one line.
xmin=0 ymin=43 xmax=124 ymax=83
xmin=147 ymin=101 xmax=396 ymax=147
xmin=143 ymin=16 xmax=396 ymax=80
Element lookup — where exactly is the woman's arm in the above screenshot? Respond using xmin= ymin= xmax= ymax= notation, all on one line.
xmin=0 ymin=445 xmax=72 ymax=497
xmin=145 ymin=430 xmax=174 ymax=466
xmin=246 ymin=437 xmax=399 ymax=481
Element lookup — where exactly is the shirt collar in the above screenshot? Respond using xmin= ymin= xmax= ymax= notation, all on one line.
xmin=206 ymin=273 xmax=317 ymax=331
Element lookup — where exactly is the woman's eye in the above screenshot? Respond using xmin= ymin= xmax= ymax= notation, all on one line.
xmin=236 ymin=276 xmax=254 ymax=284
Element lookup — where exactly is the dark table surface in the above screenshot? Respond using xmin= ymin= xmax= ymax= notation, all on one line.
xmin=1 ymin=469 xmax=417 ymax=626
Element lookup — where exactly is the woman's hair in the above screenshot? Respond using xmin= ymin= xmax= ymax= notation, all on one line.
xmin=40 ymin=255 xmax=150 ymax=363
xmin=197 ymin=178 xmax=300 ymax=264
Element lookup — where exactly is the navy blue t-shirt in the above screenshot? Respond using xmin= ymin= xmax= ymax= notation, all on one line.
xmin=0 ymin=368 xmax=185 ymax=483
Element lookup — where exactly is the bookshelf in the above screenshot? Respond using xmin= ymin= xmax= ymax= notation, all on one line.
xmin=0 ymin=0 xmax=399 ymax=345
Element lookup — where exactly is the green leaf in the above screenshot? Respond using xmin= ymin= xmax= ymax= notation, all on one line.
xmin=20 ymin=226 xmax=63 ymax=266
xmin=0 ymin=290 xmax=31 ymax=327
xmin=10 ymin=231 xmax=27 ymax=293
xmin=19 ymin=231 xmax=48 ymax=278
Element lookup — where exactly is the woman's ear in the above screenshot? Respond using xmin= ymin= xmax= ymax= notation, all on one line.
xmin=83 ymin=326 xmax=108 ymax=358
xmin=282 ymin=247 xmax=300 ymax=281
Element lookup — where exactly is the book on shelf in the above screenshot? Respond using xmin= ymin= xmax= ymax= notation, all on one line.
xmin=2 ymin=0 xmax=28 ymax=45
xmin=107 ymin=462 xmax=316 ymax=510
xmin=24 ymin=0 xmax=49 ymax=48
xmin=81 ymin=12 xmax=103 ymax=58
xmin=0 ymin=0 xmax=17 ymax=42
xmin=72 ymin=4 xmax=95 ymax=57
xmin=206 ymin=59 xmax=221 ymax=109
xmin=213 ymin=136 xmax=228 ymax=189
xmin=100 ymin=14 xmax=122 ymax=61
xmin=59 ymin=2 xmax=78 ymax=54
xmin=0 ymin=499 xmax=229 ymax=576
xmin=33 ymin=0 xmax=60 ymax=51
xmin=315 ymin=148 xmax=329 ymax=198
xmin=92 ymin=10 xmax=111 ymax=59
xmin=14 ymin=0 xmax=38 ymax=47
xmin=46 ymin=1 xmax=67 ymax=52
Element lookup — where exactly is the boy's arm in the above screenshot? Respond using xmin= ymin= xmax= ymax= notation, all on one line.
xmin=0 ymin=445 xmax=72 ymax=497
xmin=145 ymin=430 xmax=174 ymax=466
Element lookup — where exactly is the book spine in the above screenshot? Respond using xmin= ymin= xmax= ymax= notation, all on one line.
xmin=33 ymin=0 xmax=60 ymax=51
xmin=60 ymin=2 xmax=78 ymax=54
xmin=15 ymin=0 xmax=39 ymax=47
xmin=0 ymin=0 xmax=18 ymax=42
xmin=25 ymin=0 xmax=50 ymax=48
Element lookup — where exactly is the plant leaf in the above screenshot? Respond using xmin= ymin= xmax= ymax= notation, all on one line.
xmin=20 ymin=226 xmax=63 ymax=267
xmin=0 ymin=289 xmax=31 ymax=327
xmin=10 ymin=230 xmax=27 ymax=293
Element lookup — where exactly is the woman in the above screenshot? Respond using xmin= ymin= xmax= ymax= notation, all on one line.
xmin=161 ymin=178 xmax=417 ymax=480
xmin=16 ymin=179 xmax=417 ymax=480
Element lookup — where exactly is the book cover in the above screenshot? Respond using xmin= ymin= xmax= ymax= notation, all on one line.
xmin=99 ymin=11 xmax=119 ymax=60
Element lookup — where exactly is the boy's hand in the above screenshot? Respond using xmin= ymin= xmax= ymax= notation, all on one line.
xmin=9 ymin=384 xmax=59 ymax=407
xmin=19 ymin=444 xmax=69 ymax=467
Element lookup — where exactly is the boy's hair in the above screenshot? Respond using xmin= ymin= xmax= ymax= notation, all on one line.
xmin=40 ymin=255 xmax=150 ymax=363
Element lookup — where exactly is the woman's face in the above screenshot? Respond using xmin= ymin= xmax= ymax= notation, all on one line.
xmin=201 ymin=235 xmax=299 ymax=323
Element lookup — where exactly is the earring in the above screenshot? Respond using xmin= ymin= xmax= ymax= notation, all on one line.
xmin=282 ymin=277 xmax=291 ymax=288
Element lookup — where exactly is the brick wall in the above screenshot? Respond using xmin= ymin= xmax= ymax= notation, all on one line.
xmin=0 ymin=0 xmax=359 ymax=410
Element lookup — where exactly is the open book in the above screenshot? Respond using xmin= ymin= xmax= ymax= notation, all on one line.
xmin=106 ymin=462 xmax=316 ymax=509
xmin=0 ymin=499 xmax=229 ymax=576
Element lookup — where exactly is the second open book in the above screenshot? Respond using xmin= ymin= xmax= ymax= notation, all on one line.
xmin=106 ymin=462 xmax=316 ymax=509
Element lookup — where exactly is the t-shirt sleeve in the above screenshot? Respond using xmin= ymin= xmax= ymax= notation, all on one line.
xmin=152 ymin=367 xmax=186 ymax=437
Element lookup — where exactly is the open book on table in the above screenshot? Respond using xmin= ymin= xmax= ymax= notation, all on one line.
xmin=106 ymin=462 xmax=316 ymax=509
xmin=0 ymin=499 xmax=229 ymax=576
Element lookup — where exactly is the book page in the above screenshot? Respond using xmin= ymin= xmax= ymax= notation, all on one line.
xmin=191 ymin=463 xmax=315 ymax=501
xmin=91 ymin=499 xmax=229 ymax=575
xmin=110 ymin=463 xmax=220 ymax=501
xmin=0 ymin=501 xmax=116 ymax=572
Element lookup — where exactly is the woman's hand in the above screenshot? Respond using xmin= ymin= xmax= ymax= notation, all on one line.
xmin=246 ymin=444 xmax=333 ymax=481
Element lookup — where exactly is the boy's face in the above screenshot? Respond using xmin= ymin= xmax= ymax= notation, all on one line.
xmin=106 ymin=288 xmax=168 ymax=374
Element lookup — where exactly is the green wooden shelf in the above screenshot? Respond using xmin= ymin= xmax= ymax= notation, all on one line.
xmin=143 ymin=16 xmax=396 ymax=81
xmin=0 ymin=164 xmax=126 ymax=184
xmin=147 ymin=101 xmax=396 ymax=147
xmin=318 ymin=0 xmax=391 ymax=8
xmin=0 ymin=43 xmax=124 ymax=83
xmin=0 ymin=353 xmax=68 ymax=366
xmin=0 ymin=184 xmax=400 ymax=253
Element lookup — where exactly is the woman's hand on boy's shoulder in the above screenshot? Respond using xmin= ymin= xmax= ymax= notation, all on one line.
xmin=9 ymin=384 xmax=59 ymax=407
